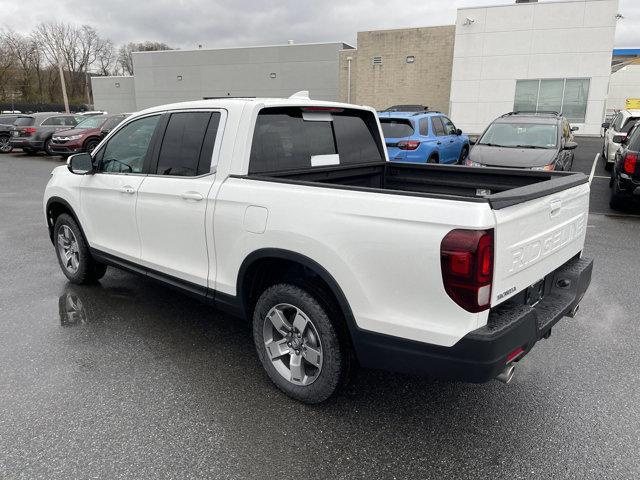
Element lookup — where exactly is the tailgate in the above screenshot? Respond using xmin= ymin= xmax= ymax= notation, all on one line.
xmin=491 ymin=182 xmax=590 ymax=306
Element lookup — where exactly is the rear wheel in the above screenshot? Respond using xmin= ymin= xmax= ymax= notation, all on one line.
xmin=604 ymin=161 xmax=613 ymax=172
xmin=252 ymin=283 xmax=350 ymax=403
xmin=428 ymin=153 xmax=439 ymax=164
xmin=0 ymin=135 xmax=12 ymax=153
xmin=458 ymin=146 xmax=469 ymax=164
xmin=54 ymin=214 xmax=107 ymax=284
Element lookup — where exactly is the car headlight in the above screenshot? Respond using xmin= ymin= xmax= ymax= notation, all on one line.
xmin=531 ymin=164 xmax=555 ymax=171
xmin=465 ymin=158 xmax=483 ymax=167
xmin=67 ymin=134 xmax=83 ymax=141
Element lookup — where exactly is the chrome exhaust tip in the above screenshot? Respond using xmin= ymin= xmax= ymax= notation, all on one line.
xmin=496 ymin=364 xmax=515 ymax=384
xmin=567 ymin=304 xmax=580 ymax=318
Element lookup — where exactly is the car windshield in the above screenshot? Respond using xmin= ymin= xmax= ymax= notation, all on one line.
xmin=75 ymin=116 xmax=107 ymax=129
xmin=478 ymin=122 xmax=558 ymax=149
xmin=379 ymin=119 xmax=414 ymax=138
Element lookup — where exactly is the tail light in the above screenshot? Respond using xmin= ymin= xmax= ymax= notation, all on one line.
xmin=440 ymin=229 xmax=494 ymax=313
xmin=22 ymin=127 xmax=36 ymax=135
xmin=623 ymin=153 xmax=637 ymax=174
xmin=398 ymin=140 xmax=420 ymax=150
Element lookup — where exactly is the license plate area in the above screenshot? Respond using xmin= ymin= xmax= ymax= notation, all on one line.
xmin=525 ymin=279 xmax=545 ymax=306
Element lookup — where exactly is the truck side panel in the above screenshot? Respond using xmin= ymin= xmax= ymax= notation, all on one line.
xmin=212 ymin=177 xmax=496 ymax=347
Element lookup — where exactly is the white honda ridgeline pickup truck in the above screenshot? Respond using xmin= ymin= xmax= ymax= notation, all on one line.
xmin=44 ymin=93 xmax=593 ymax=403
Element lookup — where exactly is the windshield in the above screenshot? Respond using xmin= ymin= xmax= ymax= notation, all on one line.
xmin=478 ymin=123 xmax=558 ymax=149
xmin=379 ymin=119 xmax=414 ymax=138
xmin=75 ymin=116 xmax=106 ymax=129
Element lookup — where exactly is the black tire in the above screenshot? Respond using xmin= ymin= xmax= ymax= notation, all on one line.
xmin=604 ymin=161 xmax=613 ymax=172
xmin=458 ymin=146 xmax=469 ymax=165
xmin=428 ymin=153 xmax=439 ymax=164
xmin=252 ymin=283 xmax=351 ymax=404
xmin=609 ymin=179 xmax=625 ymax=211
xmin=44 ymin=138 xmax=54 ymax=156
xmin=0 ymin=135 xmax=13 ymax=153
xmin=84 ymin=138 xmax=100 ymax=154
xmin=53 ymin=213 xmax=107 ymax=284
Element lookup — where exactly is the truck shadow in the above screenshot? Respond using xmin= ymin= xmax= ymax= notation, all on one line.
xmin=55 ymin=272 xmax=576 ymax=472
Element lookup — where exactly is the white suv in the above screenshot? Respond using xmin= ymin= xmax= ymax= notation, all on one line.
xmin=602 ymin=109 xmax=640 ymax=170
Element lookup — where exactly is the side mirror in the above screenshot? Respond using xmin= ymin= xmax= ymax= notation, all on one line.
xmin=100 ymin=129 xmax=110 ymax=137
xmin=601 ymin=122 xmax=610 ymax=130
xmin=468 ymin=135 xmax=478 ymax=145
xmin=612 ymin=134 xmax=626 ymax=144
xmin=564 ymin=141 xmax=578 ymax=150
xmin=456 ymin=128 xmax=463 ymax=136
xmin=570 ymin=126 xmax=579 ymax=132
xmin=67 ymin=153 xmax=94 ymax=175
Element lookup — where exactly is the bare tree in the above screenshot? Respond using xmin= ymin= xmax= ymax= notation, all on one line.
xmin=95 ymin=39 xmax=116 ymax=76
xmin=118 ymin=41 xmax=172 ymax=75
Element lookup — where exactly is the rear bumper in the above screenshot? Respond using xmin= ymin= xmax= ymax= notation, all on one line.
xmin=615 ymin=174 xmax=640 ymax=198
xmin=352 ymin=255 xmax=593 ymax=382
xmin=10 ymin=138 xmax=42 ymax=149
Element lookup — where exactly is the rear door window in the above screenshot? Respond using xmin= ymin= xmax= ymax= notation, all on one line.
xmin=249 ymin=107 xmax=384 ymax=174
xmin=431 ymin=117 xmax=446 ymax=136
xmin=155 ymin=111 xmax=221 ymax=176
xmin=621 ymin=117 xmax=640 ymax=133
xmin=379 ymin=119 xmax=414 ymax=138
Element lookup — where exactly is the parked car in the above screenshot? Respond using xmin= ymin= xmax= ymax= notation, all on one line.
xmin=44 ymin=94 xmax=592 ymax=403
xmin=378 ymin=111 xmax=470 ymax=164
xmin=601 ymin=109 xmax=640 ymax=171
xmin=76 ymin=110 xmax=107 ymax=117
xmin=609 ymin=120 xmax=640 ymax=210
xmin=0 ymin=113 xmax=22 ymax=153
xmin=383 ymin=104 xmax=429 ymax=113
xmin=466 ymin=111 xmax=577 ymax=171
xmin=10 ymin=113 xmax=81 ymax=155
xmin=50 ymin=114 xmax=129 ymax=156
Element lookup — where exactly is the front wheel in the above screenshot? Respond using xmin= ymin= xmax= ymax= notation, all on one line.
xmin=84 ymin=138 xmax=100 ymax=154
xmin=0 ymin=135 xmax=13 ymax=153
xmin=609 ymin=179 xmax=625 ymax=211
xmin=54 ymin=214 xmax=107 ymax=284
xmin=252 ymin=283 xmax=350 ymax=403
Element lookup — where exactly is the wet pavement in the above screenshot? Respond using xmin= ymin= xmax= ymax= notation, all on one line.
xmin=0 ymin=142 xmax=639 ymax=479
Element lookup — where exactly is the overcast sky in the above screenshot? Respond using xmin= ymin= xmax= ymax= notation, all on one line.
xmin=3 ymin=0 xmax=639 ymax=49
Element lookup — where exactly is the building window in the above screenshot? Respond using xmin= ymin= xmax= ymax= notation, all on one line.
xmin=372 ymin=56 xmax=382 ymax=65
xmin=514 ymin=78 xmax=590 ymax=123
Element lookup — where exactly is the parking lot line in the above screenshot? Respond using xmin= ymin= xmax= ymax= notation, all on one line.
xmin=592 ymin=175 xmax=610 ymax=180
xmin=588 ymin=153 xmax=599 ymax=184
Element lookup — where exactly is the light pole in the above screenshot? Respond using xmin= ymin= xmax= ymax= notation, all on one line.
xmin=56 ymin=49 xmax=70 ymax=113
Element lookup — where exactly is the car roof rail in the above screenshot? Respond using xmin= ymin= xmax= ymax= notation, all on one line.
xmin=502 ymin=110 xmax=561 ymax=117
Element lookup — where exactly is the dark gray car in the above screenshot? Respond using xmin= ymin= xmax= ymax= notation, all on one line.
xmin=0 ymin=114 xmax=22 ymax=153
xmin=466 ymin=112 xmax=578 ymax=171
xmin=9 ymin=112 xmax=80 ymax=155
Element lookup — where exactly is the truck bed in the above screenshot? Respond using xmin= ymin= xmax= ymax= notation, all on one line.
xmin=243 ymin=162 xmax=589 ymax=210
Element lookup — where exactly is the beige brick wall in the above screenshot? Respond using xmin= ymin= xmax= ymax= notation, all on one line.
xmin=339 ymin=26 xmax=455 ymax=113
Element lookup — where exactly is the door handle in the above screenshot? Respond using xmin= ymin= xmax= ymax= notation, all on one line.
xmin=120 ymin=186 xmax=135 ymax=194
xmin=436 ymin=141 xmax=442 ymax=145
xmin=550 ymin=199 xmax=562 ymax=217
xmin=181 ymin=192 xmax=204 ymax=201
xmin=450 ymin=140 xmax=454 ymax=143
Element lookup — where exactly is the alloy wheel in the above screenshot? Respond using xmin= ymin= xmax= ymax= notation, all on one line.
xmin=263 ymin=303 xmax=323 ymax=386
xmin=57 ymin=225 xmax=81 ymax=274
xmin=0 ymin=136 xmax=11 ymax=153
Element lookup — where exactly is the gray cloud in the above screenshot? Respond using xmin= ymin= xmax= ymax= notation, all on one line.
xmin=4 ymin=0 xmax=639 ymax=49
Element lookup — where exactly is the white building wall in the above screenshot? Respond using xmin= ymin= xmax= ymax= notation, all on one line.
xmin=91 ymin=76 xmax=137 ymax=113
xmin=605 ymin=64 xmax=640 ymax=114
xmin=131 ymin=43 xmax=351 ymax=110
xmin=450 ymin=0 xmax=618 ymax=136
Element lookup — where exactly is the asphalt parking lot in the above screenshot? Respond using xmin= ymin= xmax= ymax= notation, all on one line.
xmin=1 ymin=139 xmax=639 ymax=479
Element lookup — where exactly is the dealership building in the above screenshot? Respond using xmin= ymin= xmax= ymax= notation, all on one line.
xmin=93 ymin=0 xmax=622 ymax=135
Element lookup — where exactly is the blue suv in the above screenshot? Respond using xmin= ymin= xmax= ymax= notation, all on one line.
xmin=378 ymin=110 xmax=470 ymax=164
